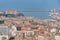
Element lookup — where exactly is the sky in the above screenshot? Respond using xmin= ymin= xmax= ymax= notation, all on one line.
xmin=0 ymin=0 xmax=60 ymax=19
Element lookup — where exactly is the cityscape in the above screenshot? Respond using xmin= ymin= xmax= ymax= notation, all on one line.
xmin=0 ymin=10 xmax=60 ymax=40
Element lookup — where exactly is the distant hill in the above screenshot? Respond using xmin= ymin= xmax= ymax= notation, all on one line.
xmin=16 ymin=13 xmax=24 ymax=17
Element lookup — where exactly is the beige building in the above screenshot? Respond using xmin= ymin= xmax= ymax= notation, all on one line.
xmin=5 ymin=10 xmax=17 ymax=14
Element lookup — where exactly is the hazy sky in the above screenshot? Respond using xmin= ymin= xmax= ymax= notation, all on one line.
xmin=0 ymin=0 xmax=60 ymax=19
xmin=0 ymin=0 xmax=60 ymax=10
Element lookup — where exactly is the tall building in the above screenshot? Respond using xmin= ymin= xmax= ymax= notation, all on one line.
xmin=5 ymin=10 xmax=17 ymax=17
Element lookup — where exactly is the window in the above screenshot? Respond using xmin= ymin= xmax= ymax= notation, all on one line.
xmin=16 ymin=27 xmax=21 ymax=31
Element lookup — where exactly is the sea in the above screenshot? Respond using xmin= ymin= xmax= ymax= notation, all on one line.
xmin=23 ymin=12 xmax=50 ymax=19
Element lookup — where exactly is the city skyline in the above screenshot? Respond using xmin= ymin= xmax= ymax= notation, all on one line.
xmin=0 ymin=0 xmax=60 ymax=19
